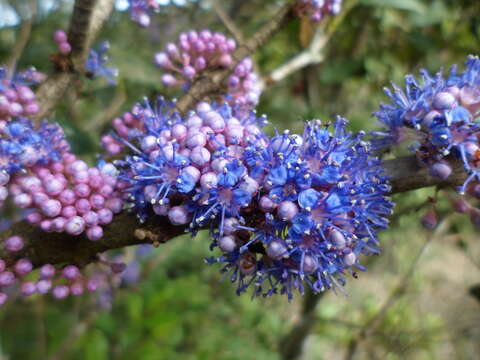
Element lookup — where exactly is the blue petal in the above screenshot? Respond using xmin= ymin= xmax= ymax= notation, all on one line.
xmin=290 ymin=213 xmax=313 ymax=235
xmin=298 ymin=189 xmax=320 ymax=209
xmin=177 ymin=172 xmax=195 ymax=193
xmin=446 ymin=106 xmax=471 ymax=124
xmin=232 ymin=188 xmax=251 ymax=207
xmin=267 ymin=165 xmax=288 ymax=186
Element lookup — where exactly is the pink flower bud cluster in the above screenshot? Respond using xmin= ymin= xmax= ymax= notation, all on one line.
xmin=0 ymin=236 xmax=122 ymax=306
xmin=53 ymin=30 xmax=72 ymax=55
xmin=101 ymin=105 xmax=146 ymax=155
xmin=115 ymin=98 xmax=268 ymax=224
xmin=154 ymin=30 xmax=262 ymax=109
xmin=0 ymin=70 xmax=40 ymax=123
xmin=295 ymin=0 xmax=343 ymax=22
xmin=9 ymin=154 xmax=124 ymax=241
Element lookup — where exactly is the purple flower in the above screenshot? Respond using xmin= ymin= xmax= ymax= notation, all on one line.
xmin=372 ymin=55 xmax=480 ymax=194
xmin=85 ymin=41 xmax=118 ymax=85
xmin=208 ymin=118 xmax=393 ymax=299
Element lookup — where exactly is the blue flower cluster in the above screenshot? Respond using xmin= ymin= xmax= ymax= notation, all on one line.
xmin=115 ymin=98 xmax=393 ymax=298
xmin=85 ymin=42 xmax=118 ymax=85
xmin=208 ymin=118 xmax=393 ymax=299
xmin=373 ymin=55 xmax=480 ymax=194
xmin=0 ymin=118 xmax=69 ymax=175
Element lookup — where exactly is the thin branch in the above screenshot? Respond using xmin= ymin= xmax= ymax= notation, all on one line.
xmin=343 ymin=223 xmax=441 ymax=360
xmin=211 ymin=0 xmax=244 ymax=43
xmin=32 ymin=0 xmax=115 ymax=121
xmin=5 ymin=0 xmax=37 ymax=76
xmin=85 ymin=85 xmax=127 ymax=132
xmin=264 ymin=0 xmax=359 ymax=87
xmin=279 ymin=290 xmax=326 ymax=360
xmin=174 ymin=0 xmax=298 ymax=114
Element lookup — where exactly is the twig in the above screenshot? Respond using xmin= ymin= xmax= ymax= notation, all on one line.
xmin=47 ymin=304 xmax=97 ymax=360
xmin=5 ymin=0 xmax=37 ymax=76
xmin=279 ymin=290 xmax=326 ymax=360
xmin=263 ymin=0 xmax=359 ymax=88
xmin=343 ymin=227 xmax=438 ymax=360
xmin=211 ymin=0 xmax=244 ymax=43
xmin=85 ymin=85 xmax=127 ymax=132
xmin=174 ymin=1 xmax=298 ymax=114
xmin=33 ymin=0 xmax=115 ymax=121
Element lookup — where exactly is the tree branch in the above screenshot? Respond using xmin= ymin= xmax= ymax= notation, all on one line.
xmin=5 ymin=0 xmax=37 ymax=76
xmin=174 ymin=0 xmax=298 ymax=114
xmin=279 ymin=290 xmax=326 ymax=360
xmin=32 ymin=0 xmax=114 ymax=121
xmin=211 ymin=0 xmax=244 ymax=43
xmin=0 ymin=155 xmax=468 ymax=269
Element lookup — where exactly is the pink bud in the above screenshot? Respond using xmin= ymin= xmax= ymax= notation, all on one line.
xmin=259 ymin=196 xmax=277 ymax=212
xmin=65 ymin=216 xmax=86 ymax=235
xmin=53 ymin=285 xmax=69 ymax=299
xmin=186 ymin=131 xmax=207 ymax=148
xmin=161 ymin=73 xmax=177 ymax=87
xmin=42 ymin=199 xmax=62 ymax=217
xmin=61 ymin=205 xmax=77 ymax=218
xmin=200 ymin=172 xmax=218 ymax=189
xmin=278 ymin=201 xmax=298 ymax=221
xmin=154 ymin=52 xmax=171 ymax=68
xmin=182 ymin=166 xmax=201 ymax=183
xmin=190 ymin=147 xmax=211 ymax=167
xmin=70 ymin=283 xmax=84 ymax=296
xmin=0 ymin=271 xmax=15 ymax=286
xmin=172 ymin=124 xmax=187 ymax=141
xmin=13 ymin=193 xmax=32 ymax=208
xmin=5 ymin=236 xmax=24 ymax=252
xmin=219 ymin=235 xmax=237 ymax=252
xmin=36 ymin=279 xmax=52 ymax=294
xmin=53 ymin=30 xmax=67 ymax=43
xmin=15 ymin=258 xmax=33 ymax=275
xmin=89 ymin=194 xmax=105 ymax=210
xmin=97 ymin=208 xmax=113 ymax=225
xmin=86 ymin=226 xmax=103 ymax=241
xmin=21 ymin=282 xmax=36 ymax=296
xmin=105 ymin=197 xmax=123 ymax=213
xmin=58 ymin=42 xmax=72 ymax=55
xmin=40 ymin=264 xmax=56 ymax=279
xmin=303 ymin=255 xmax=318 ymax=273
xmin=168 ymin=206 xmax=190 ymax=225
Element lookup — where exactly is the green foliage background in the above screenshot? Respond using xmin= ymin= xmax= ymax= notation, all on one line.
xmin=0 ymin=0 xmax=479 ymax=359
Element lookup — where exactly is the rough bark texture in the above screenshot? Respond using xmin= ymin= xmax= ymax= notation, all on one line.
xmin=32 ymin=0 xmax=114 ymax=120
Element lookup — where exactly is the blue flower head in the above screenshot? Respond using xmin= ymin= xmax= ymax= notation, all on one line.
xmin=0 ymin=118 xmax=69 ymax=174
xmin=372 ymin=55 xmax=480 ymax=194
xmin=208 ymin=118 xmax=393 ymax=299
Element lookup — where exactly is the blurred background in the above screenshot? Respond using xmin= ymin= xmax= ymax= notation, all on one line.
xmin=1 ymin=0 xmax=480 ymax=359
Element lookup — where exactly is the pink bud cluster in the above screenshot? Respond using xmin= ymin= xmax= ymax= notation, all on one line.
xmin=101 ymin=106 xmax=146 ymax=155
xmin=117 ymin=99 xmax=268 ymax=226
xmin=154 ymin=30 xmax=262 ymax=109
xmin=295 ymin=0 xmax=343 ymax=22
xmin=0 ymin=78 xmax=39 ymax=123
xmin=0 ymin=236 xmax=101 ymax=306
xmin=53 ymin=30 xmax=72 ymax=55
xmin=9 ymin=153 xmax=124 ymax=241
